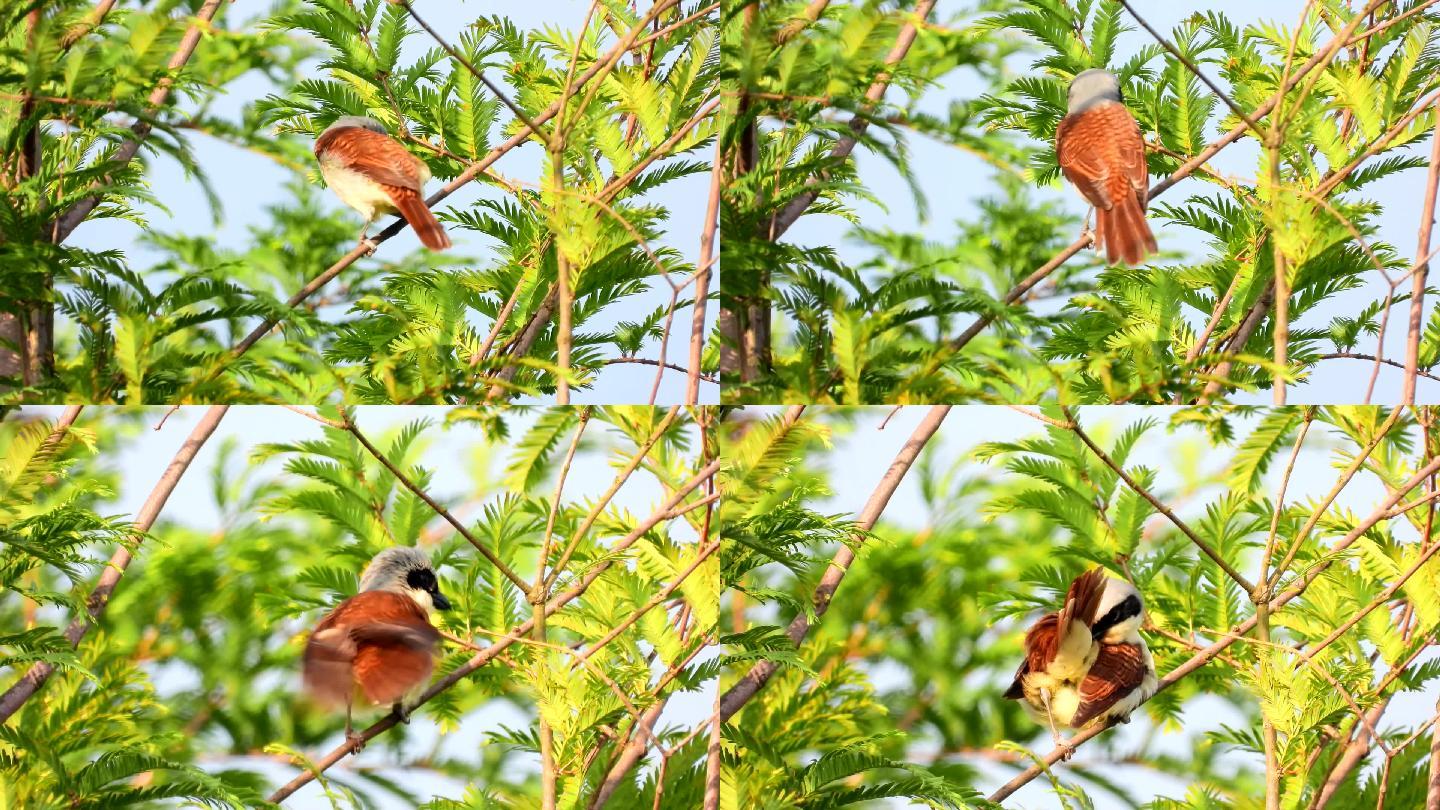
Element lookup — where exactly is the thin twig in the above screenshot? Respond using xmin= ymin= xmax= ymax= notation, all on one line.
xmin=1118 ymin=0 xmax=1265 ymax=138
xmin=1061 ymin=406 xmax=1256 ymax=594
xmin=338 ymin=406 xmax=529 ymax=591
xmin=1320 ymin=353 xmax=1440 ymax=384
xmin=605 ymin=357 xmax=718 ymax=383
xmin=765 ymin=0 xmax=936 ymax=239
xmin=393 ymin=0 xmax=552 ymax=148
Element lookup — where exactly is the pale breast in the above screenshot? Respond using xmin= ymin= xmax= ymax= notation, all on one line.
xmin=319 ymin=158 xmax=398 ymax=220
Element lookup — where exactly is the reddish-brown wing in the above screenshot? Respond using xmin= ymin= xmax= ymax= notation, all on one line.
xmin=302 ymin=590 xmax=440 ymax=707
xmin=1071 ymin=641 xmax=1147 ymax=727
xmin=1004 ymin=613 xmax=1059 ymax=699
xmin=1056 ymin=103 xmax=1147 ymax=211
xmin=314 ymin=126 xmax=424 ymax=192
xmin=1004 ymin=568 xmax=1107 ymax=698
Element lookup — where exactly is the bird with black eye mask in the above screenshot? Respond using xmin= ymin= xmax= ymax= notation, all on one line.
xmin=302 ymin=547 xmax=451 ymax=753
xmin=1003 ymin=567 xmax=1157 ymax=760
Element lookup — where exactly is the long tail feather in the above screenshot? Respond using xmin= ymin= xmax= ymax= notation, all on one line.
xmin=390 ymin=187 xmax=451 ymax=251
xmin=1098 ymin=194 xmax=1155 ymax=266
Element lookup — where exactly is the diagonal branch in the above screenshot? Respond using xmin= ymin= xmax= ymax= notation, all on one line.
xmin=393 ymin=0 xmax=553 ymax=148
xmin=765 ymin=0 xmax=936 ymax=240
xmin=1117 ymin=0 xmax=1264 ymax=139
xmin=0 ymin=405 xmax=228 ymax=723
xmin=718 ymin=405 xmax=951 ymax=722
xmin=52 ymin=0 xmax=225 ymax=243
xmin=338 ymin=406 xmax=529 ymax=592
xmin=1060 ymin=406 xmax=1257 ymax=595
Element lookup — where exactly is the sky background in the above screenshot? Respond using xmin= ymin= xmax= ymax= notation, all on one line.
xmin=753 ymin=403 xmax=1437 ymax=809
xmin=65 ymin=0 xmax=716 ymax=406
xmin=784 ymin=0 xmax=1440 ymax=404
xmin=29 ymin=405 xmax=712 ymax=807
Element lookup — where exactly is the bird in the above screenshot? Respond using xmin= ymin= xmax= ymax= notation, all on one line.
xmin=302 ymin=546 xmax=451 ymax=752
xmin=1003 ymin=567 xmax=1158 ymax=759
xmin=1055 ymin=69 xmax=1158 ymax=266
xmin=312 ymin=115 xmax=452 ymax=252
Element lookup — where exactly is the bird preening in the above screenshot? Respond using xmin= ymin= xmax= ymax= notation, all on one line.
xmin=313 ymin=116 xmax=453 ymax=252
xmin=303 ymin=547 xmax=451 ymax=752
xmin=1056 ymin=69 xmax=1158 ymax=266
xmin=1003 ymin=567 xmax=1157 ymax=759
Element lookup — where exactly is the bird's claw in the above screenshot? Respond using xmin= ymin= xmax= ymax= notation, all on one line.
xmin=345 ymin=732 xmax=366 ymax=755
xmin=357 ymin=236 xmax=379 ymax=256
xmin=1055 ymin=740 xmax=1077 ymax=762
xmin=392 ymin=703 xmax=410 ymax=724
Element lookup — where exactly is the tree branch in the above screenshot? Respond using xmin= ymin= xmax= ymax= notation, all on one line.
xmin=687 ymin=138 xmax=722 ymax=405
xmin=1061 ymin=406 xmax=1257 ymax=594
xmin=52 ymin=0 xmax=225 ymax=243
xmin=1405 ymin=98 xmax=1440 ymax=404
xmin=339 ymin=406 xmax=530 ymax=592
xmin=765 ymin=0 xmax=936 ymax=239
xmin=718 ymin=405 xmax=950 ymax=722
xmin=0 ymin=405 xmax=228 ymax=723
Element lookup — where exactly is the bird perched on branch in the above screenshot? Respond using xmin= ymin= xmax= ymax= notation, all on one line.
xmin=313 ymin=115 xmax=452 ymax=252
xmin=1003 ymin=567 xmax=1157 ymax=759
xmin=303 ymin=546 xmax=451 ymax=752
xmin=1055 ymin=69 xmax=1157 ymax=266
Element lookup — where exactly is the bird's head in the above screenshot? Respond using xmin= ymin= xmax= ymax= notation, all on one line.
xmin=358 ymin=547 xmax=451 ymax=613
xmin=318 ymin=115 xmax=388 ymax=140
xmin=1092 ymin=575 xmax=1144 ymax=644
xmin=1066 ymin=68 xmax=1123 ymax=113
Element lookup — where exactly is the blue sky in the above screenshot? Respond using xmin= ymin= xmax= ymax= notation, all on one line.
xmin=784 ymin=0 xmax=1440 ymax=404
xmin=65 ymin=1 xmax=716 ymax=405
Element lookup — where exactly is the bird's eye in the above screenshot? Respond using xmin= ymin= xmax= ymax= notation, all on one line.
xmin=406 ymin=568 xmax=435 ymax=590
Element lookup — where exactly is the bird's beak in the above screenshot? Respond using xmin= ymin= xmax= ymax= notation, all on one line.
xmin=431 ymin=589 xmax=452 ymax=611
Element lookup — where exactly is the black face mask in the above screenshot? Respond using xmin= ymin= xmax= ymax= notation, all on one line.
xmin=406 ymin=567 xmax=451 ymax=610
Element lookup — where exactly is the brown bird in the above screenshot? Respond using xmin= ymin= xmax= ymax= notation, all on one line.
xmin=1055 ymin=69 xmax=1157 ymax=266
xmin=303 ymin=547 xmax=451 ymax=751
xmin=313 ymin=116 xmax=452 ymax=252
xmin=1004 ymin=567 xmax=1157 ymax=759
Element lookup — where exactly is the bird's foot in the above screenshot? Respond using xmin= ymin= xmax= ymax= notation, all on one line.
xmin=345 ymin=731 xmax=366 ymax=755
xmin=1054 ymin=738 xmax=1077 ymax=762
xmin=357 ymin=235 xmax=379 ymax=256
xmin=392 ymin=702 xmax=410 ymax=724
